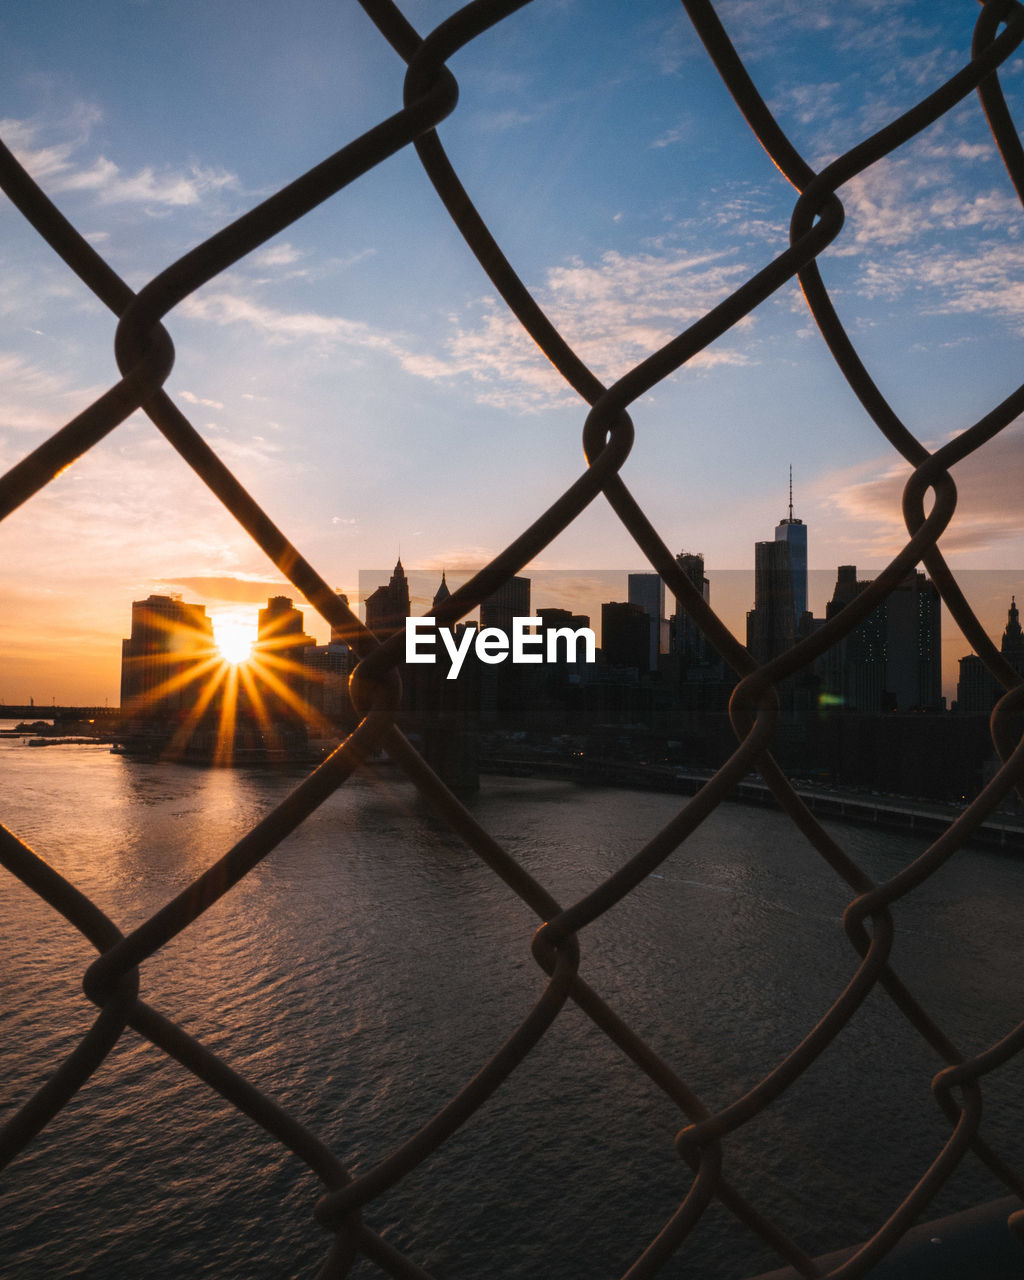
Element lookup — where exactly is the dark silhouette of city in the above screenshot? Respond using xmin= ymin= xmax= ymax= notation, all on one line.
xmin=87 ymin=493 xmax=1023 ymax=807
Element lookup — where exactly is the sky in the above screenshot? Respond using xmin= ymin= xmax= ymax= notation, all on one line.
xmin=1 ymin=0 xmax=1024 ymax=704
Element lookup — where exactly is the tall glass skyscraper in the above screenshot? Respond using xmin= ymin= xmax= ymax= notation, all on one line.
xmin=774 ymin=468 xmax=807 ymax=621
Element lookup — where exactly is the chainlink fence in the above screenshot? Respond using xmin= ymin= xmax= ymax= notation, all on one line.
xmin=4 ymin=0 xmax=1024 ymax=1276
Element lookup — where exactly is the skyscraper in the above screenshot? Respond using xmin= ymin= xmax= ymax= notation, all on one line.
xmin=365 ymin=558 xmax=411 ymax=639
xmin=120 ymin=594 xmax=215 ymax=716
xmin=601 ymin=601 xmax=651 ymax=673
xmin=746 ymin=473 xmax=807 ymax=665
xmin=774 ymin=467 xmax=807 ymax=622
xmin=823 ymin=566 xmax=886 ymax=712
xmin=432 ymin=572 xmax=452 ymax=612
xmin=329 ymin=591 xmax=356 ymax=646
xmin=955 ymin=596 xmax=1024 ymax=715
xmin=480 ymin=576 xmax=530 ymax=635
xmin=823 ymin=566 xmax=941 ymax=713
xmin=747 ymin=539 xmax=796 ymax=664
xmin=257 ymin=597 xmax=313 ymax=654
xmin=672 ymin=551 xmax=710 ymax=666
xmin=627 ymin=572 xmax=664 ymax=672
xmin=886 ymin=571 xmax=941 ymax=711
xmin=256 ymin=596 xmax=315 ymax=722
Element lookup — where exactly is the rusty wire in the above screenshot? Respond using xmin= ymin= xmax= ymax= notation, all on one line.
xmin=3 ymin=0 xmax=1024 ymax=1276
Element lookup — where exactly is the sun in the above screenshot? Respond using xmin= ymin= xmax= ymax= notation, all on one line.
xmin=213 ymin=614 xmax=255 ymax=665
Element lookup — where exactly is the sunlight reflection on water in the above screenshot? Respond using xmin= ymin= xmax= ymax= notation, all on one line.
xmin=3 ymin=733 xmax=1024 ymax=1277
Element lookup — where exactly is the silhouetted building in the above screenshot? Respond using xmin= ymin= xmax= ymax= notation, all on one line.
xmin=956 ymin=596 xmax=1024 ymax=715
xmin=329 ymin=591 xmax=358 ymax=647
xmin=480 ymin=576 xmax=530 ymax=635
xmin=823 ymin=566 xmax=886 ymax=712
xmin=628 ymin=573 xmax=665 ymax=673
xmin=957 ymin=654 xmax=995 ymax=718
xmin=258 ymin=597 xmax=312 ymax=653
xmin=998 ymin=591 xmax=1024 ymax=665
xmin=120 ymin=594 xmax=214 ymax=717
xmin=1004 ymin=595 xmax=1024 ymax=669
xmin=747 ymin=539 xmax=796 ymax=664
xmin=536 ymin=607 xmax=591 ymax=657
xmin=602 ymin=601 xmax=651 ymax=674
xmin=775 ymin=468 xmax=807 ymax=621
xmin=302 ymin=641 xmax=354 ymax=726
xmin=821 ymin=567 xmax=941 ymax=713
xmin=432 ymin=572 xmax=452 ymax=612
xmin=404 ymin=616 xmax=481 ymax=790
xmin=886 ymin=571 xmax=941 ymax=711
xmin=672 ymin=551 xmax=710 ymax=668
xmin=255 ymin=596 xmax=315 ymax=721
xmin=365 ymin=559 xmax=411 ymax=639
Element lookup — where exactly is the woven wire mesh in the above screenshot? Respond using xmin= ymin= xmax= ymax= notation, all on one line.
xmin=3 ymin=0 xmax=1024 ymax=1275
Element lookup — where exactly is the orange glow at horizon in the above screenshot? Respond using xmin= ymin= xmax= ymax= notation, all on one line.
xmin=119 ymin=602 xmax=337 ymax=764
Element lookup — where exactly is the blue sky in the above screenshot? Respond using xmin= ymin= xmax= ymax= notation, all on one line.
xmin=1 ymin=0 xmax=1023 ymax=702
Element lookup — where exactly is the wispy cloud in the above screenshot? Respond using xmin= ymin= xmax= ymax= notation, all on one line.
xmin=179 ymin=245 xmax=756 ymax=412
xmin=52 ymin=156 xmax=236 ymax=206
xmin=823 ymin=419 xmax=1024 ymax=557
xmin=159 ymin=575 xmax=294 ymax=605
xmin=419 ymin=248 xmax=755 ymax=408
xmin=179 ymin=288 xmax=409 ymax=354
xmin=0 ymin=351 xmax=101 ymax=433
xmin=650 ymin=120 xmax=691 ymax=150
xmin=768 ymin=82 xmax=843 ymax=128
xmin=836 ymin=155 xmax=1018 ymax=253
xmin=856 ymin=240 xmax=1024 ymax=329
xmin=179 ymin=389 xmax=225 ymax=409
xmin=1 ymin=109 xmax=238 ymax=209
xmin=251 ymin=243 xmax=303 ymax=268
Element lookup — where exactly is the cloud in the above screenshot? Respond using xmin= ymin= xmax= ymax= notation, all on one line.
xmin=179 ymin=390 xmax=225 ymax=409
xmin=159 ymin=575 xmax=295 ymax=604
xmin=712 ymin=196 xmax=788 ymax=245
xmin=475 ymin=107 xmax=546 ymax=131
xmin=836 ymin=155 xmax=1019 ymax=254
xmin=713 ymin=0 xmax=838 ymax=59
xmin=855 ymin=240 xmax=1024 ymax=329
xmin=650 ymin=121 xmax=691 ymax=150
xmin=823 ymin=419 xmax=1024 ymax=558
xmin=179 ymin=245 xmax=758 ymax=413
xmin=402 ymin=249 xmax=756 ymax=411
xmin=251 ymin=243 xmax=303 ymax=268
xmin=0 ymin=352 xmax=101 ymax=433
xmin=411 ymin=547 xmax=498 ymax=574
xmin=179 ymin=289 xmax=402 ymax=351
xmin=2 ymin=109 xmax=238 ymax=209
xmin=768 ymin=82 xmax=843 ymax=128
xmin=51 ymin=156 xmax=236 ymax=206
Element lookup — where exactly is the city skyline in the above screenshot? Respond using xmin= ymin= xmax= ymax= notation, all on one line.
xmin=5 ymin=8 xmax=1024 ymax=1277
xmin=6 ymin=552 xmax=1024 ymax=709
xmin=2 ymin=2 xmax=1024 ymax=705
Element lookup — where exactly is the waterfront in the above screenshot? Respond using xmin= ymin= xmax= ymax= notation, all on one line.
xmin=2 ymin=726 xmax=1024 ymax=1278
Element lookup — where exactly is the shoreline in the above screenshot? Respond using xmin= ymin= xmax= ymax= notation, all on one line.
xmin=479 ymin=756 xmax=1024 ymax=852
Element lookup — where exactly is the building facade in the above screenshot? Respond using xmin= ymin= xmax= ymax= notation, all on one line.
xmin=480 ymin=576 xmax=530 ymax=635
xmin=120 ymin=594 xmax=215 ymax=717
xmin=747 ymin=539 xmax=796 ymax=665
xmin=627 ymin=572 xmax=665 ymax=673
xmin=365 ymin=559 xmax=411 ymax=639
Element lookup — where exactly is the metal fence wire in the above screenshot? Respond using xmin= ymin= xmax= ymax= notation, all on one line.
xmin=4 ymin=0 xmax=1024 ymax=1276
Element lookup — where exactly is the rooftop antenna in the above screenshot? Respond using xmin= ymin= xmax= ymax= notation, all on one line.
xmin=788 ymin=464 xmax=794 ymax=521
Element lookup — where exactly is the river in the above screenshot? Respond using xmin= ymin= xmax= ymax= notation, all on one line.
xmin=2 ymin=725 xmax=1023 ymax=1278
